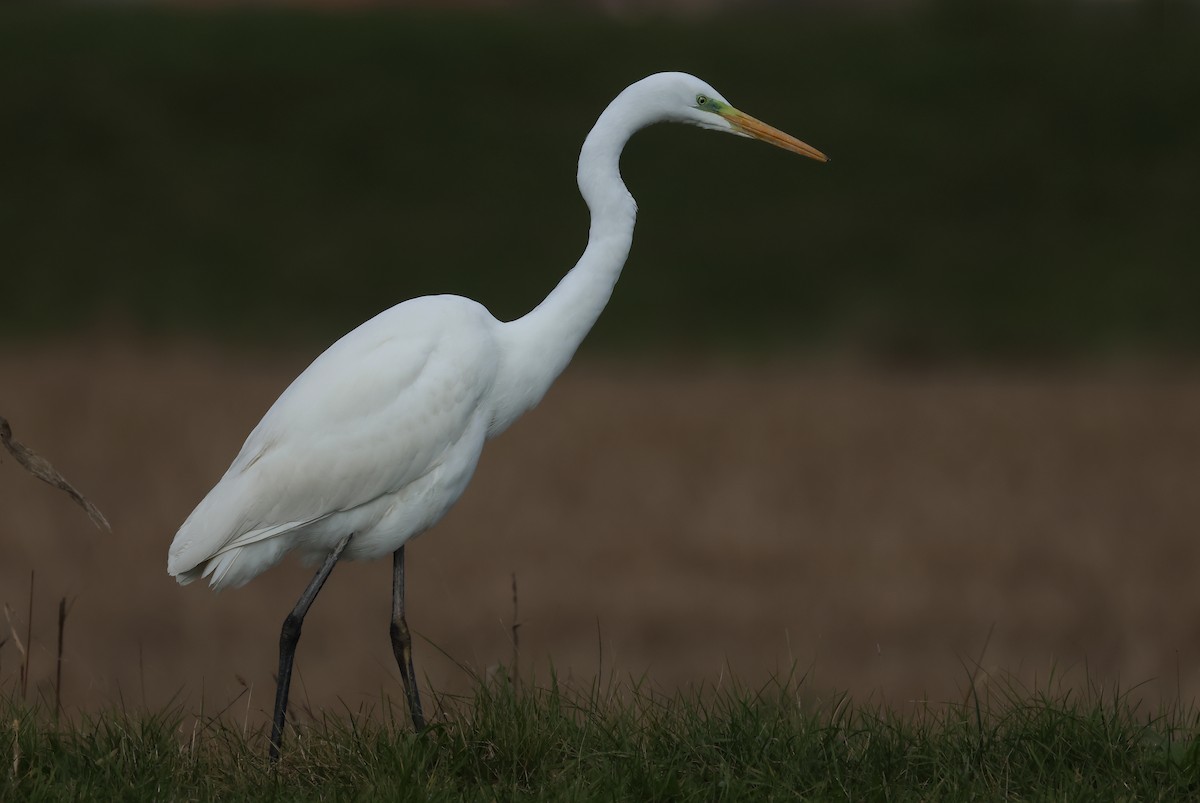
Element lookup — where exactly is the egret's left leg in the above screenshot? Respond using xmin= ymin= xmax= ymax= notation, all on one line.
xmin=389 ymin=545 xmax=426 ymax=731
xmin=268 ymin=532 xmax=352 ymax=764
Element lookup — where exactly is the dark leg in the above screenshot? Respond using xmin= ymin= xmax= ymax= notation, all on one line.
xmin=389 ymin=545 xmax=426 ymax=731
xmin=268 ymin=533 xmax=352 ymax=764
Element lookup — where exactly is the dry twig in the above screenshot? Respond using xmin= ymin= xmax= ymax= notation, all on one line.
xmin=511 ymin=572 xmax=521 ymax=690
xmin=4 ymin=604 xmax=29 ymax=699
xmin=0 ymin=414 xmax=110 ymax=532
xmin=56 ymin=597 xmax=71 ymax=723
xmin=10 ymin=718 xmax=18 ymax=780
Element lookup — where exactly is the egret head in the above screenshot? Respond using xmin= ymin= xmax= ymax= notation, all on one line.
xmin=649 ymin=72 xmax=829 ymax=163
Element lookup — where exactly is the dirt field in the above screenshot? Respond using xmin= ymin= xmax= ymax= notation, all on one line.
xmin=3 ymin=337 xmax=1200 ymax=720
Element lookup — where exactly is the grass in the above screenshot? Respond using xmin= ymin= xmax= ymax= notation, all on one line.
xmin=4 ymin=668 xmax=1200 ymax=801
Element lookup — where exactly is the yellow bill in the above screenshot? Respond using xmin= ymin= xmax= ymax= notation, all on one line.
xmin=723 ymin=108 xmax=829 ymax=163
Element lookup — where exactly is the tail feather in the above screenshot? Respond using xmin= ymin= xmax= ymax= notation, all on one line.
xmin=174 ymin=565 xmax=203 ymax=586
xmin=168 ymin=471 xmax=325 ymax=589
xmin=203 ymin=548 xmax=245 ymax=589
xmin=170 ymin=515 xmax=324 ymax=588
xmin=172 ymin=538 xmax=289 ymax=591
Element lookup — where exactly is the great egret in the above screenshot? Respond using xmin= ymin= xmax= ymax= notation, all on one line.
xmin=168 ymin=71 xmax=827 ymax=761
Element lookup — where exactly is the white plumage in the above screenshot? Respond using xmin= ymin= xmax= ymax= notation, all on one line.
xmin=169 ymin=296 xmax=501 ymax=588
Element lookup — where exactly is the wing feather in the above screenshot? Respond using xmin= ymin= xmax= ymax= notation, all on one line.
xmin=168 ymin=296 xmax=499 ymax=579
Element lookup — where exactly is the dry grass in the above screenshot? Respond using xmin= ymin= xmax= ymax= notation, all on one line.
xmin=3 ymin=336 xmax=1200 ymax=723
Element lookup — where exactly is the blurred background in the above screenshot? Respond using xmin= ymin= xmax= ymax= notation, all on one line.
xmin=3 ymin=0 xmax=1200 ymax=720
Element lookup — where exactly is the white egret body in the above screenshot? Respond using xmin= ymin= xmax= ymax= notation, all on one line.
xmin=167 ymin=71 xmax=827 ymax=759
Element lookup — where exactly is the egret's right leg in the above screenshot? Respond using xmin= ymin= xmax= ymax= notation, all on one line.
xmin=389 ymin=545 xmax=426 ymax=731
xmin=268 ymin=532 xmax=352 ymax=764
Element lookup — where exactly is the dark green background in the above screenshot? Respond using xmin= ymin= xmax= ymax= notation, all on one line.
xmin=3 ymin=2 xmax=1198 ymax=360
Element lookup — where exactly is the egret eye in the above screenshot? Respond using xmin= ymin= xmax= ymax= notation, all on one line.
xmin=696 ymin=94 xmax=708 ymax=106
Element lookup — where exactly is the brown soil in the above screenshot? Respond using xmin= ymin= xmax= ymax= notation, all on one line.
xmin=3 ymin=337 xmax=1200 ymax=719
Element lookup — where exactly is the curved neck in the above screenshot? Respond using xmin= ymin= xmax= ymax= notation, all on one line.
xmin=490 ymin=92 xmax=647 ymax=434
